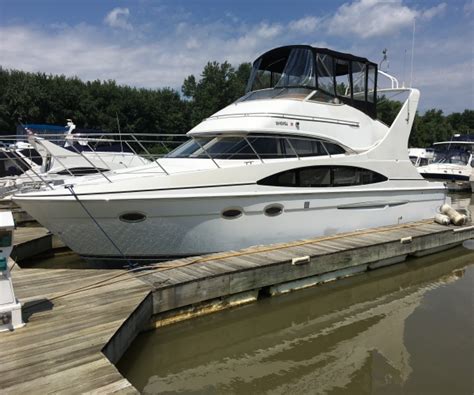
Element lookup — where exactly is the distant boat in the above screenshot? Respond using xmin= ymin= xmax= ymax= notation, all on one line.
xmin=0 ymin=120 xmax=150 ymax=198
xmin=417 ymin=136 xmax=473 ymax=192
xmin=408 ymin=148 xmax=434 ymax=167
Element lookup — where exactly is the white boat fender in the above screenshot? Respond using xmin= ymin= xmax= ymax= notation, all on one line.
xmin=434 ymin=213 xmax=451 ymax=226
xmin=440 ymin=204 xmax=468 ymax=226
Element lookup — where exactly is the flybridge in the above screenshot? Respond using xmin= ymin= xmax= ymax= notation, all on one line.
xmin=245 ymin=45 xmax=378 ymax=119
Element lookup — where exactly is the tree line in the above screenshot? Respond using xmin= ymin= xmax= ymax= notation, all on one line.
xmin=0 ymin=63 xmax=472 ymax=148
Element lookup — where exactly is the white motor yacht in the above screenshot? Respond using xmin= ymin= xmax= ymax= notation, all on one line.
xmin=14 ymin=45 xmax=447 ymax=262
xmin=417 ymin=138 xmax=473 ymax=192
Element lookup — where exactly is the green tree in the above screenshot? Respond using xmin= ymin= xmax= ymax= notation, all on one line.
xmin=182 ymin=61 xmax=251 ymax=125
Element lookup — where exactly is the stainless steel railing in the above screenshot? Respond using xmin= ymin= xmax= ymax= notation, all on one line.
xmin=0 ymin=132 xmax=349 ymax=194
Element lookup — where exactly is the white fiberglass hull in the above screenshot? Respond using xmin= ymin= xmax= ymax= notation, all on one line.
xmin=418 ymin=164 xmax=472 ymax=192
xmin=15 ymin=186 xmax=446 ymax=261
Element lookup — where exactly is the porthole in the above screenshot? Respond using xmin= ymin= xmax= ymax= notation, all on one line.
xmin=119 ymin=212 xmax=147 ymax=223
xmin=264 ymin=204 xmax=283 ymax=217
xmin=221 ymin=208 xmax=243 ymax=220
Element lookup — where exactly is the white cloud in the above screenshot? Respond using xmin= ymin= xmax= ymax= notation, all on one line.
xmin=289 ymin=16 xmax=320 ymax=33
xmin=326 ymin=0 xmax=448 ymax=39
xmin=254 ymin=23 xmax=282 ymax=39
xmin=327 ymin=0 xmax=416 ymax=39
xmin=104 ymin=7 xmax=132 ymax=30
xmin=420 ymin=3 xmax=447 ymax=21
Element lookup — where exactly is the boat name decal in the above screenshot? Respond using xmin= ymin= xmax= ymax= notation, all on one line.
xmin=276 ymin=121 xmax=294 ymax=126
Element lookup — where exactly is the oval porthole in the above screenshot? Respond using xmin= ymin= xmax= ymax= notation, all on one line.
xmin=264 ymin=204 xmax=283 ymax=217
xmin=119 ymin=212 xmax=146 ymax=223
xmin=222 ymin=208 xmax=243 ymax=220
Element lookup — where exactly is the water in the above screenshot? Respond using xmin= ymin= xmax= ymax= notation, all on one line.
xmin=117 ymin=248 xmax=474 ymax=394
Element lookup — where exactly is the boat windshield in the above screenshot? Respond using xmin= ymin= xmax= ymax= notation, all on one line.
xmin=433 ymin=149 xmax=471 ymax=165
xmin=166 ymin=134 xmax=345 ymax=160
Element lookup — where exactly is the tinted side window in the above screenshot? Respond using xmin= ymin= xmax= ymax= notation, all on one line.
xmin=324 ymin=142 xmax=345 ymax=155
xmin=258 ymin=166 xmax=387 ymax=187
xmin=299 ymin=167 xmax=331 ymax=187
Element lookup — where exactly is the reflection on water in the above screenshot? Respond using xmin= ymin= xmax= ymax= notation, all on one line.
xmin=118 ymin=246 xmax=474 ymax=395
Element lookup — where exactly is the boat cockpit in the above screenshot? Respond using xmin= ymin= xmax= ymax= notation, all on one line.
xmin=241 ymin=45 xmax=378 ymax=118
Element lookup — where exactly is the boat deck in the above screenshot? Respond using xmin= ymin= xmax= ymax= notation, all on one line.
xmin=0 ymin=219 xmax=473 ymax=393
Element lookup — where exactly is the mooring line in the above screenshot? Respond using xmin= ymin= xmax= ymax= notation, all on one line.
xmin=66 ymin=184 xmax=133 ymax=267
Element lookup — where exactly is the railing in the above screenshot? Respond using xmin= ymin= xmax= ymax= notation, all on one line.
xmin=0 ymin=132 xmax=187 ymax=194
xmin=0 ymin=132 xmax=349 ymax=194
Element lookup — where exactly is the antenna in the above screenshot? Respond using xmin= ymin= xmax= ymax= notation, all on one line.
xmin=402 ymin=49 xmax=407 ymax=88
xmin=410 ymin=18 xmax=416 ymax=87
xmin=379 ymin=48 xmax=389 ymax=71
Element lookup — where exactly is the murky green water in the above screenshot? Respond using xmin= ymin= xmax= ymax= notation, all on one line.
xmin=117 ymin=246 xmax=473 ymax=394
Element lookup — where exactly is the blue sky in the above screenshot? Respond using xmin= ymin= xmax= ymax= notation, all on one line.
xmin=0 ymin=0 xmax=472 ymax=113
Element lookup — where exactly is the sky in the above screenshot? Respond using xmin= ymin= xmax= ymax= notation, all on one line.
xmin=0 ymin=0 xmax=472 ymax=113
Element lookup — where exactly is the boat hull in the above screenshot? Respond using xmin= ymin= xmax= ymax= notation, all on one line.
xmin=15 ymin=187 xmax=446 ymax=262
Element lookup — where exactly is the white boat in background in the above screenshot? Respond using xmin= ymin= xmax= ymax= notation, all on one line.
xmin=408 ymin=148 xmax=434 ymax=167
xmin=0 ymin=121 xmax=150 ymax=198
xmin=417 ymin=138 xmax=473 ymax=192
xmin=470 ymin=172 xmax=474 ymax=193
xmin=14 ymin=45 xmax=447 ymax=262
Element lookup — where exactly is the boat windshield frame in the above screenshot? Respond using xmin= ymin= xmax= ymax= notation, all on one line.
xmin=433 ymin=147 xmax=473 ymax=166
xmin=245 ymin=45 xmax=378 ymax=118
xmin=165 ymin=133 xmax=347 ymax=161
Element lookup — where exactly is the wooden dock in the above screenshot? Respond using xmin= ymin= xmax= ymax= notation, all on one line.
xmin=0 ymin=219 xmax=473 ymax=393
xmin=0 ymin=268 xmax=151 ymax=394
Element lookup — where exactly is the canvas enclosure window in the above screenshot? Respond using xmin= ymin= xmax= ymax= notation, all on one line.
xmin=275 ymin=48 xmax=315 ymax=88
xmin=334 ymin=59 xmax=351 ymax=99
xmin=316 ymin=53 xmax=335 ymax=95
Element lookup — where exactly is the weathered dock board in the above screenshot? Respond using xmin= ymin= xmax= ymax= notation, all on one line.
xmin=1 ymin=219 xmax=472 ymax=394
xmin=0 ymin=268 xmax=151 ymax=394
xmin=142 ymin=220 xmax=474 ymax=323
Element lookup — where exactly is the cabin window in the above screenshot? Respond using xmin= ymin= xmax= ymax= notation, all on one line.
xmin=166 ymin=134 xmax=345 ymax=160
xmin=299 ymin=167 xmax=331 ymax=187
xmin=258 ymin=166 xmax=387 ymax=187
xmin=119 ymin=212 xmax=147 ymax=223
xmin=20 ymin=148 xmax=43 ymax=166
xmin=222 ymin=208 xmax=243 ymax=219
xmin=264 ymin=204 xmax=284 ymax=217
